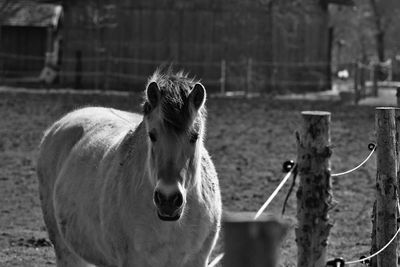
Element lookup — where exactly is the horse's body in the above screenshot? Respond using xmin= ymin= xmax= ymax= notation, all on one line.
xmin=37 ymin=70 xmax=221 ymax=267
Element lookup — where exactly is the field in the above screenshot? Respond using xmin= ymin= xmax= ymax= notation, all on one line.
xmin=0 ymin=88 xmax=380 ymax=266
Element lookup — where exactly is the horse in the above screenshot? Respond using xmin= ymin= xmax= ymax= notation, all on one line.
xmin=37 ymin=68 xmax=222 ymax=267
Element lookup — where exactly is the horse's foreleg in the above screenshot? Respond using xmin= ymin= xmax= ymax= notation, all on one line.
xmin=39 ymin=181 xmax=91 ymax=267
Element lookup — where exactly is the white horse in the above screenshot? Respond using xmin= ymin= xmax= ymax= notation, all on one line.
xmin=37 ymin=69 xmax=222 ymax=267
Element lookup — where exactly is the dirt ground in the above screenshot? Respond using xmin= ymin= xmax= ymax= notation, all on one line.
xmin=0 ymin=88 xmax=383 ymax=266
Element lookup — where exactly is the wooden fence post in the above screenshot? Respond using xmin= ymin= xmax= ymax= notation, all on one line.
xmin=74 ymin=50 xmax=82 ymax=89
xmin=246 ymin=58 xmax=252 ymax=97
xmin=360 ymin=64 xmax=366 ymax=99
xmin=223 ymin=212 xmax=288 ymax=267
xmin=372 ymin=64 xmax=379 ymax=97
xmin=396 ymin=88 xmax=400 ymax=107
xmin=373 ymin=107 xmax=398 ymax=267
xmin=370 ymin=201 xmax=378 ymax=267
xmin=395 ymin=108 xmax=400 ymax=248
xmin=0 ymin=53 xmax=4 ymax=84
xmin=396 ymin=108 xmax=400 ymax=197
xmin=104 ymin=54 xmax=111 ymax=91
xmin=354 ymin=62 xmax=359 ymax=104
xmin=296 ymin=111 xmax=333 ymax=267
xmin=220 ymin=60 xmax=226 ymax=95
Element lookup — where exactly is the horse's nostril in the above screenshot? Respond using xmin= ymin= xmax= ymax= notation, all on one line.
xmin=154 ymin=191 xmax=162 ymax=206
xmin=154 ymin=190 xmax=183 ymax=209
xmin=172 ymin=193 xmax=183 ymax=208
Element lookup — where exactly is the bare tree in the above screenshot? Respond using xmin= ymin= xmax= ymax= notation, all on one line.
xmin=369 ymin=0 xmax=385 ymax=61
xmin=368 ymin=0 xmax=400 ymax=61
xmin=61 ymin=0 xmax=117 ymax=89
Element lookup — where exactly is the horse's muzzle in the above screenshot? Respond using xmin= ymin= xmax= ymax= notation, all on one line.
xmin=154 ymin=190 xmax=184 ymax=221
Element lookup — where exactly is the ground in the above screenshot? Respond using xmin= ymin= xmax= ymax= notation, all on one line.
xmin=0 ymin=87 xmax=393 ymax=266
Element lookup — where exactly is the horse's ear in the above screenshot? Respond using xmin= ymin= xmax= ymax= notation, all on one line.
xmin=146 ymin=82 xmax=160 ymax=108
xmin=189 ymin=83 xmax=206 ymax=111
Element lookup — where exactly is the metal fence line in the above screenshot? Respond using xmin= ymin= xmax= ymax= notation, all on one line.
xmin=0 ymin=52 xmax=345 ymax=91
xmin=0 ymin=52 xmax=336 ymax=67
xmin=0 ymin=53 xmax=45 ymax=61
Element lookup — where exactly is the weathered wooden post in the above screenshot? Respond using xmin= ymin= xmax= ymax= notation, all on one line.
xmin=372 ymin=107 xmax=398 ymax=267
xmin=104 ymin=53 xmax=111 ymax=91
xmin=354 ymin=62 xmax=359 ymax=104
xmin=0 ymin=52 xmax=4 ymax=83
xmin=395 ymin=108 xmax=400 ymax=247
xmin=396 ymin=88 xmax=400 ymax=107
xmin=296 ymin=111 xmax=333 ymax=267
xmin=220 ymin=60 xmax=226 ymax=95
xmin=74 ymin=50 xmax=82 ymax=89
xmin=246 ymin=58 xmax=252 ymax=96
xmin=360 ymin=64 xmax=366 ymax=99
xmin=372 ymin=64 xmax=379 ymax=97
xmin=223 ymin=212 xmax=288 ymax=267
xmin=370 ymin=203 xmax=377 ymax=267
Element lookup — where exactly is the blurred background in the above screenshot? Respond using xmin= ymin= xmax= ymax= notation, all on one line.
xmin=0 ymin=0 xmax=398 ymax=97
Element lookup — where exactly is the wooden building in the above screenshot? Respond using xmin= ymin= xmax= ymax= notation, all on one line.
xmin=0 ymin=2 xmax=63 ymax=79
xmin=58 ymin=0 xmax=339 ymax=92
xmin=0 ymin=0 xmax=354 ymax=92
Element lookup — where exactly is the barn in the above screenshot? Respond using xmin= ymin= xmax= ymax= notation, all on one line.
xmin=0 ymin=1 xmax=63 ymax=81
xmin=58 ymin=0 xmax=338 ymax=92
xmin=0 ymin=0 xmax=353 ymax=92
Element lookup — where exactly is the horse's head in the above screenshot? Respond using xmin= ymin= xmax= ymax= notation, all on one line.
xmin=142 ymin=69 xmax=206 ymax=221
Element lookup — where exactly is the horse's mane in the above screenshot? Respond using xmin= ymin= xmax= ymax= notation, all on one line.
xmin=143 ymin=66 xmax=206 ymax=134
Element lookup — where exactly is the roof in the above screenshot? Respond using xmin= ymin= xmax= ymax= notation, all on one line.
xmin=326 ymin=0 xmax=355 ymax=6
xmin=1 ymin=2 xmax=62 ymax=27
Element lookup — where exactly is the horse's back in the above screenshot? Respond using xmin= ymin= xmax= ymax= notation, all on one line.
xmin=38 ymin=107 xmax=141 ymax=176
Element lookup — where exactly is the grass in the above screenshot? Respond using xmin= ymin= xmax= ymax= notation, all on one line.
xmin=0 ymin=89 xmax=381 ymax=266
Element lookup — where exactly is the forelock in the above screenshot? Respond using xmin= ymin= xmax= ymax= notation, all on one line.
xmin=143 ymin=67 xmax=205 ymax=133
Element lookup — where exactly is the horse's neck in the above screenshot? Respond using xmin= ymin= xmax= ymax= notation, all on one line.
xmin=119 ymin=121 xmax=152 ymax=190
xmin=187 ymin=144 xmax=205 ymax=199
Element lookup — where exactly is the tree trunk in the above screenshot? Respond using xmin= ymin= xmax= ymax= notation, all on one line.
xmin=376 ymin=31 xmax=385 ymax=63
xmin=369 ymin=0 xmax=386 ymax=63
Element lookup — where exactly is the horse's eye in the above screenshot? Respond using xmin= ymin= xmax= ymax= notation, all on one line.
xmin=190 ymin=133 xmax=199 ymax=144
xmin=148 ymin=132 xmax=157 ymax=142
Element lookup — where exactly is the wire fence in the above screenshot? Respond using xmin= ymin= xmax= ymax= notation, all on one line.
xmin=0 ymin=52 xmax=333 ymax=92
xmin=209 ymin=141 xmax=397 ymax=267
xmin=353 ymin=60 xmax=395 ymax=102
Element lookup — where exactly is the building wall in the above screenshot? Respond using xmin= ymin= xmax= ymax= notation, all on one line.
xmin=0 ymin=26 xmax=47 ymax=77
xmin=271 ymin=1 xmax=330 ymax=91
xmin=60 ymin=0 xmax=330 ymax=92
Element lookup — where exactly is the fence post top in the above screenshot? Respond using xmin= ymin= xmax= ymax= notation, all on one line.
xmin=301 ymin=111 xmax=331 ymax=116
xmin=223 ymin=211 xmax=287 ymax=224
xmin=375 ymin=106 xmax=398 ymax=110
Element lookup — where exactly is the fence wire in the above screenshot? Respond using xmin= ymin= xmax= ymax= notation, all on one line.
xmin=0 ymin=52 xmax=334 ymax=92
